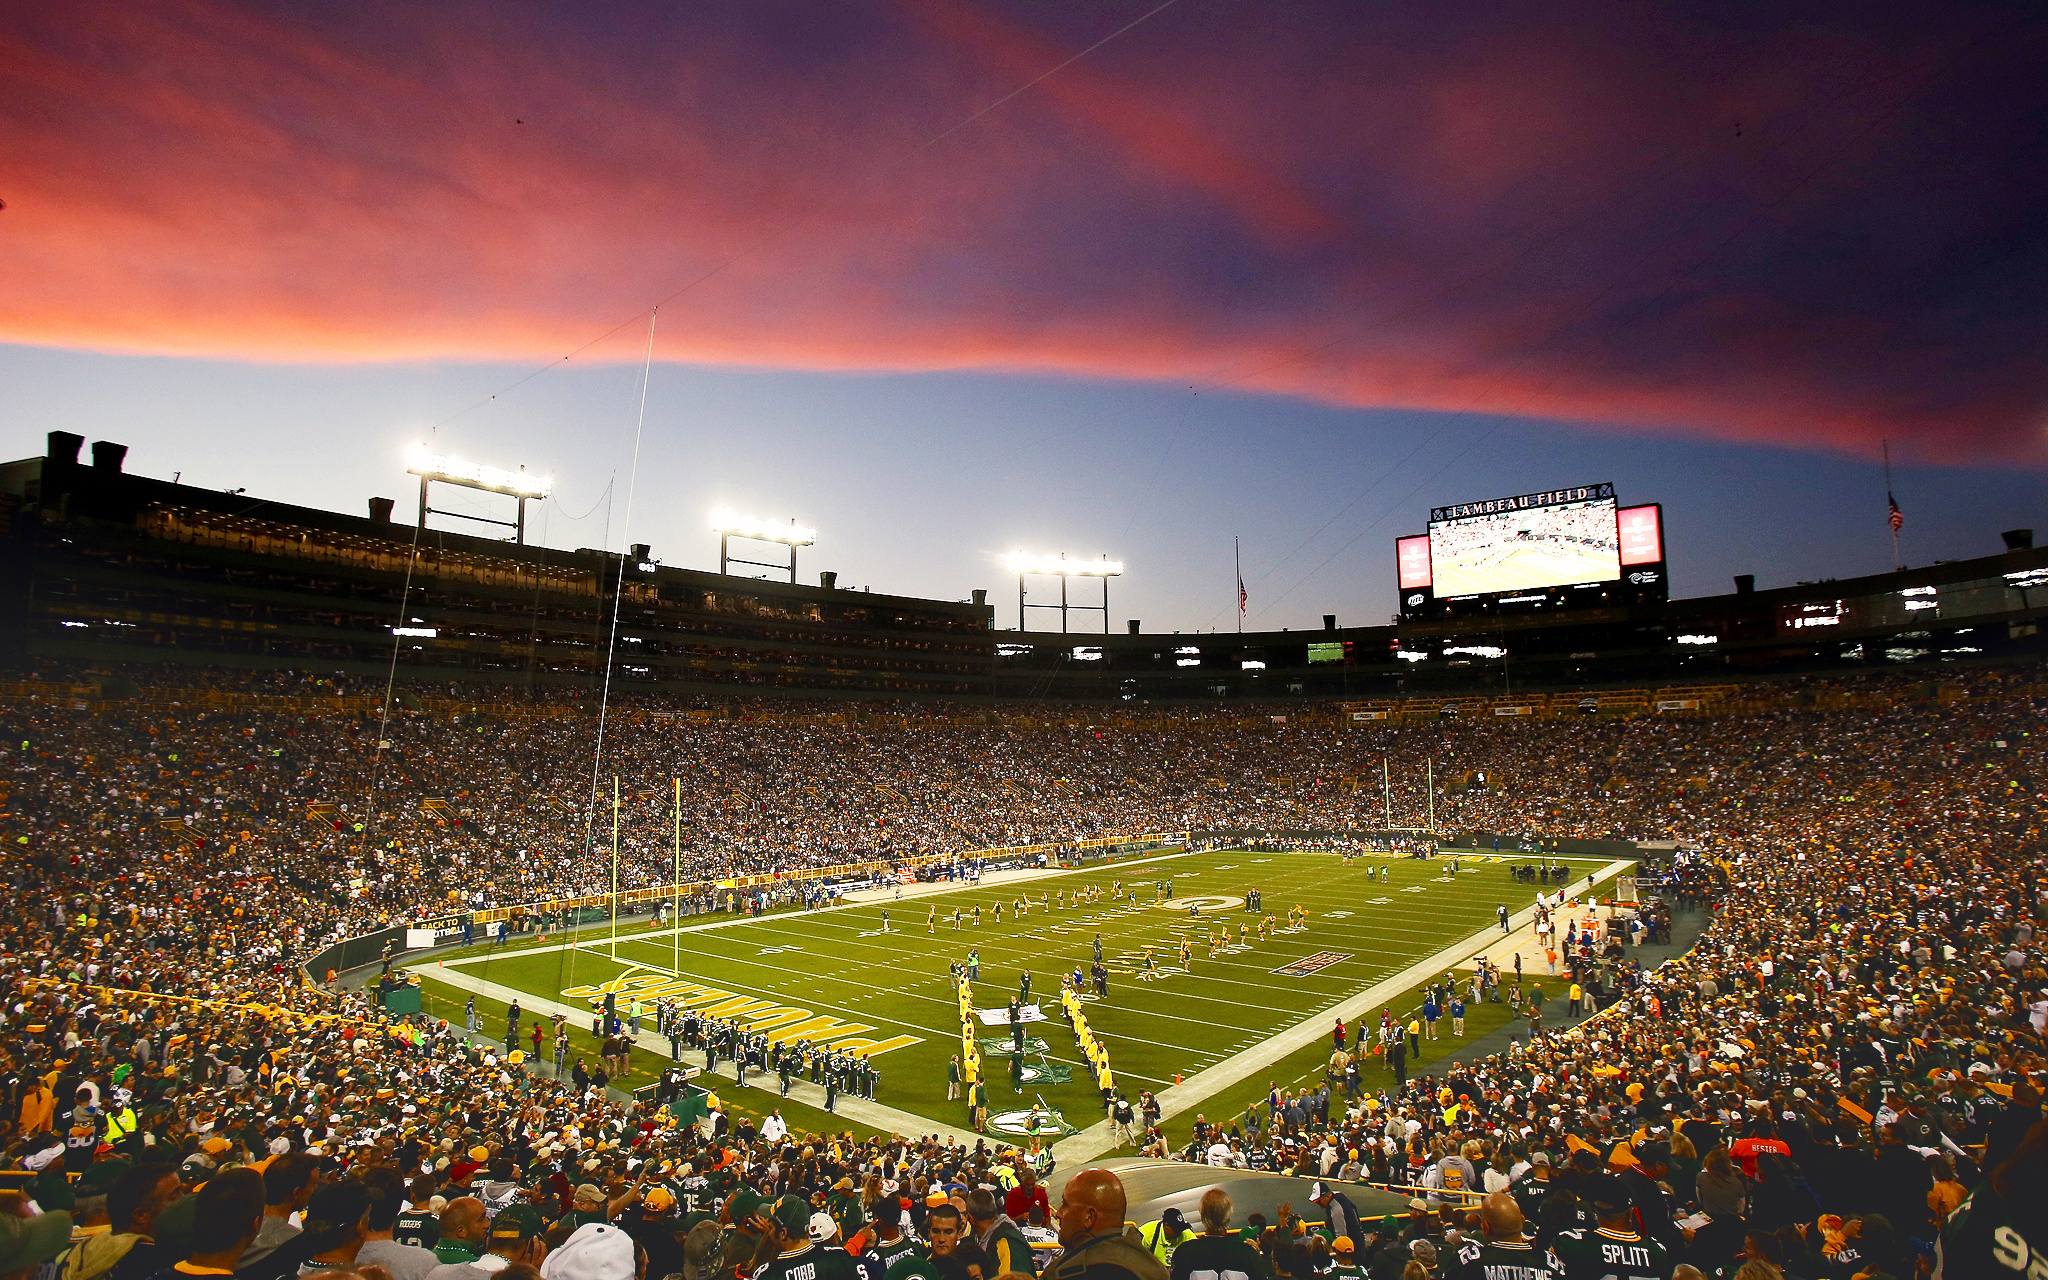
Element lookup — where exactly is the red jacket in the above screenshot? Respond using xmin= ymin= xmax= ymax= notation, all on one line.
xmin=1005 ymin=1183 xmax=1050 ymax=1224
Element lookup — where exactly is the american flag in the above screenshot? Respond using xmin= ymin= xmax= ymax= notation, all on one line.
xmin=1238 ymin=576 xmax=1247 ymax=617
xmin=1888 ymin=492 xmax=1904 ymax=532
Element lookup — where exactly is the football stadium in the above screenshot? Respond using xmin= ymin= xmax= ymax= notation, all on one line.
xmin=3 ymin=9 xmax=2046 ymax=1280
xmin=2 ymin=431 xmax=2044 ymax=1280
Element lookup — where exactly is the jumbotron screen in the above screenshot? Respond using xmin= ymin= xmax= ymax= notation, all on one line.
xmin=1428 ymin=484 xmax=1621 ymax=598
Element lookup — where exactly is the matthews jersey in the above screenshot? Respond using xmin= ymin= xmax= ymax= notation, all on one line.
xmin=1447 ymin=1237 xmax=1556 ymax=1280
xmin=755 ymin=1243 xmax=862 ymax=1280
xmin=1546 ymin=1227 xmax=1669 ymax=1280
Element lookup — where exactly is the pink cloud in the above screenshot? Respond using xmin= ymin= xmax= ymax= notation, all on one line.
xmin=1 ymin=0 xmax=2043 ymax=463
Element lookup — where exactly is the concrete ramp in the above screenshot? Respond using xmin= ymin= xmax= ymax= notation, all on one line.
xmin=1049 ymin=1157 xmax=1411 ymax=1231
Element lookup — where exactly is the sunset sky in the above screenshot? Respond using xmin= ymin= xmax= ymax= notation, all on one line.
xmin=4 ymin=0 xmax=2044 ymax=631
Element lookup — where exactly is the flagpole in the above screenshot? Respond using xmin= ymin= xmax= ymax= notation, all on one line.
xmin=1883 ymin=441 xmax=1903 ymax=571
xmin=1234 ymin=536 xmax=1243 ymax=634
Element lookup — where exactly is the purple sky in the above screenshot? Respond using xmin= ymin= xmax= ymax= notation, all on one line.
xmin=3 ymin=0 xmax=2044 ymax=630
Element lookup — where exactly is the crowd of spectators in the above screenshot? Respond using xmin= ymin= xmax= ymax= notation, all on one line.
xmin=0 ymin=660 xmax=2041 ymax=1280
xmin=1159 ymin=679 xmax=2046 ymax=1279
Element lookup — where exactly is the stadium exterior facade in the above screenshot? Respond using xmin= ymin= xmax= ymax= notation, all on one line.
xmin=5 ymin=431 xmax=2043 ymax=699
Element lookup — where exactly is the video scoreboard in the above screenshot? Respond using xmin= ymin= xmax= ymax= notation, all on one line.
xmin=1396 ymin=483 xmax=1666 ymax=619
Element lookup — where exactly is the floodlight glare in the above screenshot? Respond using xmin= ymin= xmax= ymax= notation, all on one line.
xmin=709 ymin=506 xmax=816 ymax=546
xmin=1004 ymin=552 xmax=1124 ymax=577
xmin=406 ymin=444 xmax=551 ymax=499
xmin=1009 ymin=550 xmax=1123 ymax=633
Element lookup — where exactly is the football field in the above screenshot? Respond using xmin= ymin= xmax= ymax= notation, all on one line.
xmin=1433 ymin=543 xmax=1620 ymax=595
xmin=409 ymin=847 xmax=1611 ymax=1141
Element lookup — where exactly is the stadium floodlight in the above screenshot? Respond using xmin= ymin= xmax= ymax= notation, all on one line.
xmin=1009 ymin=551 xmax=1123 ymax=634
xmin=406 ymin=445 xmax=552 ymax=499
xmin=1004 ymin=552 xmax=1124 ymax=578
xmin=711 ymin=506 xmax=816 ymax=582
xmin=710 ymin=507 xmax=817 ymax=547
xmin=404 ymin=444 xmax=550 ymax=543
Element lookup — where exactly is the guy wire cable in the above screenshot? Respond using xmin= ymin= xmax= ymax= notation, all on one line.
xmin=361 ymin=428 xmax=436 ymax=891
xmin=572 ymin=308 xmax=659 ymax=990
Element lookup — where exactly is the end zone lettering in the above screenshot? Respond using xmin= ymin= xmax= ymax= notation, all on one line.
xmin=1272 ymin=951 xmax=1350 ymax=976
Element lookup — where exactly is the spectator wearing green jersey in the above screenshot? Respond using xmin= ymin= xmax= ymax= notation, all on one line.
xmin=754 ymin=1196 xmax=859 ymax=1280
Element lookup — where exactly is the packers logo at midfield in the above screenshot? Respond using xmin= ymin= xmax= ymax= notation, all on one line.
xmin=988 ymin=1108 xmax=1067 ymax=1136
xmin=1153 ymin=894 xmax=1245 ymax=912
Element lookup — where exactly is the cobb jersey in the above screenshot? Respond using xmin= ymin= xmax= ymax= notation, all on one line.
xmin=1546 ymin=1228 xmax=1669 ymax=1280
xmin=1448 ymin=1238 xmax=1556 ymax=1280
xmin=755 ymin=1244 xmax=862 ymax=1280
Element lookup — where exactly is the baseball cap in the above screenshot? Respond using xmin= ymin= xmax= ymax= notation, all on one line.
xmin=728 ymin=1190 xmax=764 ymax=1225
xmin=77 ymin=1160 xmax=132 ymax=1196
xmin=645 ymin=1188 xmax=677 ymax=1213
xmin=574 ymin=1183 xmax=606 ymax=1206
xmin=1529 ymin=1151 xmax=1550 ymax=1166
xmin=1407 ymin=1198 xmax=1428 ymax=1212
xmin=771 ymin=1195 xmax=814 ymax=1237
xmin=491 ymin=1205 xmax=545 ymax=1243
xmin=1410 ymin=1241 xmax=1438 ymax=1264
xmin=1332 ymin=1238 xmax=1354 ymax=1255
xmin=542 ymin=1222 xmax=637 ymax=1280
xmin=1307 ymin=1181 xmax=1329 ymax=1201
xmin=808 ymin=1212 xmax=839 ymax=1243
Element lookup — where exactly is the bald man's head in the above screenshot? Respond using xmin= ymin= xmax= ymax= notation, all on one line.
xmin=1056 ymin=1169 xmax=1129 ymax=1247
xmin=439 ymin=1197 xmax=488 ymax=1245
xmin=1480 ymin=1193 xmax=1526 ymax=1243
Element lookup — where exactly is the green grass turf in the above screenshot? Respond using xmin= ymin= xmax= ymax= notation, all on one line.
xmin=406 ymin=848 xmax=1609 ymax=1138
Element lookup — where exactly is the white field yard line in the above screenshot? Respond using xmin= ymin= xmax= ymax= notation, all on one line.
xmin=440 ymin=849 xmax=1192 ymax=968
xmin=418 ymin=965 xmax=977 ymax=1144
xmin=1048 ymin=858 xmax=1634 ymax=1166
